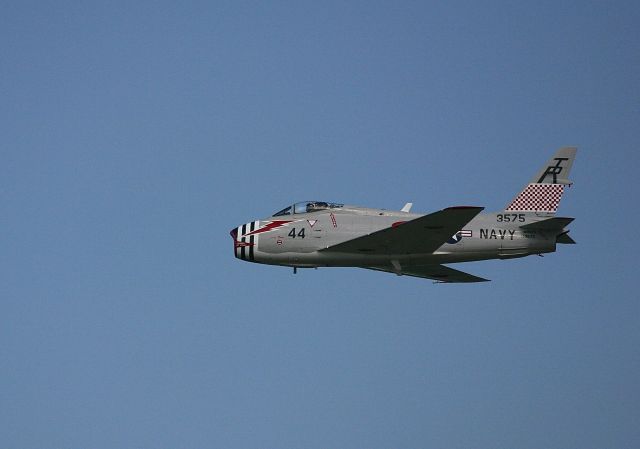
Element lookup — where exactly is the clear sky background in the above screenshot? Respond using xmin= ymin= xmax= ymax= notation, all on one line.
xmin=2 ymin=1 xmax=639 ymax=448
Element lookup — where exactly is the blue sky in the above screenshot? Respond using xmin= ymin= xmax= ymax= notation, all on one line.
xmin=1 ymin=1 xmax=639 ymax=448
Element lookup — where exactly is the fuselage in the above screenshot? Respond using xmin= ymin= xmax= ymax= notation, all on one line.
xmin=231 ymin=202 xmax=557 ymax=268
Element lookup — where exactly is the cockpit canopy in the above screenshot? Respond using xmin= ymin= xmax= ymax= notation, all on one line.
xmin=272 ymin=201 xmax=344 ymax=216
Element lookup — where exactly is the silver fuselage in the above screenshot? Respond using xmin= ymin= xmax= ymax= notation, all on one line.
xmin=232 ymin=205 xmax=556 ymax=268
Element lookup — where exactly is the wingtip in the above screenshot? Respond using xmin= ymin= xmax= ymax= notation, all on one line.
xmin=434 ymin=277 xmax=491 ymax=284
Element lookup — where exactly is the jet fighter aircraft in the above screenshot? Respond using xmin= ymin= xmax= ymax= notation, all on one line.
xmin=231 ymin=147 xmax=577 ymax=282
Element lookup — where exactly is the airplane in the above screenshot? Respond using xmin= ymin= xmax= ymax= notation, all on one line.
xmin=230 ymin=147 xmax=577 ymax=283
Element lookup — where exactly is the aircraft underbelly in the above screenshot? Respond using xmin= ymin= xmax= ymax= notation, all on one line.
xmin=254 ymin=248 xmax=497 ymax=267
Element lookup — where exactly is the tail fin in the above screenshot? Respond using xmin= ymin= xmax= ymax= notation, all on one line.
xmin=505 ymin=147 xmax=577 ymax=214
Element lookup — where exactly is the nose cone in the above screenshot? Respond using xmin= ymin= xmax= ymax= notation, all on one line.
xmin=231 ymin=222 xmax=257 ymax=261
xmin=230 ymin=226 xmax=241 ymax=259
xmin=230 ymin=227 xmax=238 ymax=258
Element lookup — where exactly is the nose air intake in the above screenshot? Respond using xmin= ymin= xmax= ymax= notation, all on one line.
xmin=231 ymin=222 xmax=257 ymax=261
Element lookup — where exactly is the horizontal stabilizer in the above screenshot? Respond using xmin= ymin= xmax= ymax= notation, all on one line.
xmin=556 ymin=232 xmax=576 ymax=244
xmin=520 ymin=217 xmax=574 ymax=230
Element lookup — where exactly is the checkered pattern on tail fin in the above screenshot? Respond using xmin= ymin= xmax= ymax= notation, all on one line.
xmin=505 ymin=183 xmax=565 ymax=213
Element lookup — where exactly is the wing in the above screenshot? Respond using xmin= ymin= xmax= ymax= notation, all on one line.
xmin=321 ymin=206 xmax=484 ymax=255
xmin=366 ymin=264 xmax=490 ymax=283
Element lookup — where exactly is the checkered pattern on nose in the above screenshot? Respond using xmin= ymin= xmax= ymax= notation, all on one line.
xmin=506 ymin=183 xmax=565 ymax=212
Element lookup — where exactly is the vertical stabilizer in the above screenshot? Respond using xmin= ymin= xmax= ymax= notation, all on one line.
xmin=505 ymin=147 xmax=577 ymax=214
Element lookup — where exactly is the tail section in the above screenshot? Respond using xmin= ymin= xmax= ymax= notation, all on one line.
xmin=505 ymin=147 xmax=577 ymax=214
xmin=520 ymin=217 xmax=577 ymax=244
